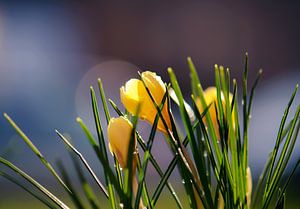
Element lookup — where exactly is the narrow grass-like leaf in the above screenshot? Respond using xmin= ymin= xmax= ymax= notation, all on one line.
xmin=243 ymin=68 xmax=263 ymax=178
xmin=215 ymin=65 xmax=225 ymax=141
xmin=152 ymin=105 xmax=213 ymax=207
xmin=275 ymin=193 xmax=285 ymax=209
xmin=214 ymin=66 xmax=234 ymax=191
xmin=233 ymin=80 xmax=247 ymax=207
xmin=138 ymin=72 xmax=199 ymax=208
xmin=56 ymin=160 xmax=86 ymax=209
xmin=90 ymin=86 xmax=117 ymax=209
xmin=262 ymin=105 xmax=300 ymax=209
xmin=192 ymin=97 xmax=225 ymax=192
xmin=188 ymin=57 xmax=222 ymax=166
xmin=189 ymin=57 xmax=200 ymax=98
xmin=135 ymin=153 xmax=153 ymax=209
xmin=252 ymin=153 xmax=272 ymax=208
xmin=70 ymin=153 xmax=100 ymax=209
xmin=252 ymin=117 xmax=298 ymax=208
xmin=109 ymin=99 xmax=182 ymax=207
xmin=109 ymin=99 xmax=123 ymax=116
xmin=123 ymin=113 xmax=139 ymax=208
xmin=76 ymin=118 xmax=128 ymax=204
xmin=55 ymin=130 xmax=108 ymax=198
xmin=263 ymin=85 xmax=298 ymax=200
xmin=139 ymin=72 xmax=207 ymax=208
xmin=97 ymin=78 xmax=111 ymax=123
xmin=168 ymin=67 xmax=213 ymax=208
xmin=275 ymin=160 xmax=300 ymax=209
xmin=168 ymin=68 xmax=199 ymax=169
xmin=0 ymin=157 xmax=70 ymax=209
xmin=98 ymin=79 xmax=123 ymax=189
xmin=3 ymin=113 xmax=71 ymax=194
xmin=242 ymin=53 xmax=249 ymax=176
xmin=247 ymin=69 xmax=263 ymax=117
xmin=0 ymin=171 xmax=57 ymax=209
xmin=271 ymin=105 xmax=300 ymax=185
xmin=134 ymin=93 xmax=168 ymax=209
xmin=221 ymin=68 xmax=239 ymax=204
xmin=267 ymin=106 xmax=300 ymax=192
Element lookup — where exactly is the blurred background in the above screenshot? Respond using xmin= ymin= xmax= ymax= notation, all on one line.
xmin=0 ymin=1 xmax=299 ymax=208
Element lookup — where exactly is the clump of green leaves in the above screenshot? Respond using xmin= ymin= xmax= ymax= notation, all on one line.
xmin=0 ymin=54 xmax=299 ymax=209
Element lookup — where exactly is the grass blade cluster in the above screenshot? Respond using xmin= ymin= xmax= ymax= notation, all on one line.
xmin=0 ymin=55 xmax=299 ymax=209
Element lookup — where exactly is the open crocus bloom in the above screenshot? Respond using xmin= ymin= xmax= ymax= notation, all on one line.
xmin=107 ymin=116 xmax=135 ymax=169
xmin=196 ymin=86 xmax=235 ymax=139
xmin=120 ymin=71 xmax=171 ymax=134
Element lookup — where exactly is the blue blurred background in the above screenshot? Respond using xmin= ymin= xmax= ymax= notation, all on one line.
xmin=0 ymin=1 xmax=299 ymax=208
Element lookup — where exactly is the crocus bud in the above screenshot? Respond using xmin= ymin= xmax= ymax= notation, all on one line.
xmin=107 ymin=116 xmax=135 ymax=168
xmin=108 ymin=117 xmax=144 ymax=208
xmin=120 ymin=71 xmax=171 ymax=134
xmin=195 ymin=86 xmax=235 ymax=139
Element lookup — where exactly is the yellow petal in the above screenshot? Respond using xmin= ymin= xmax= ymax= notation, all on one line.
xmin=121 ymin=71 xmax=172 ymax=134
xmin=120 ymin=79 xmax=143 ymax=115
xmin=195 ymin=86 xmax=235 ymax=139
xmin=107 ymin=116 xmax=135 ymax=168
xmin=141 ymin=71 xmax=172 ymax=133
xmin=141 ymin=71 xmax=166 ymax=104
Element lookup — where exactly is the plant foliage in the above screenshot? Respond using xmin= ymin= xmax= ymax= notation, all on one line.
xmin=0 ymin=54 xmax=299 ymax=209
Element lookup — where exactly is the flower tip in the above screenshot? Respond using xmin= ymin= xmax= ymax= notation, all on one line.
xmin=141 ymin=71 xmax=158 ymax=80
xmin=76 ymin=117 xmax=82 ymax=123
xmin=119 ymin=85 xmax=124 ymax=93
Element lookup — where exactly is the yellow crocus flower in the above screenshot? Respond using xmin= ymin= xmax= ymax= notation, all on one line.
xmin=107 ymin=116 xmax=135 ymax=169
xmin=107 ymin=116 xmax=144 ymax=209
xmin=195 ymin=86 xmax=235 ymax=139
xmin=120 ymin=71 xmax=171 ymax=134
